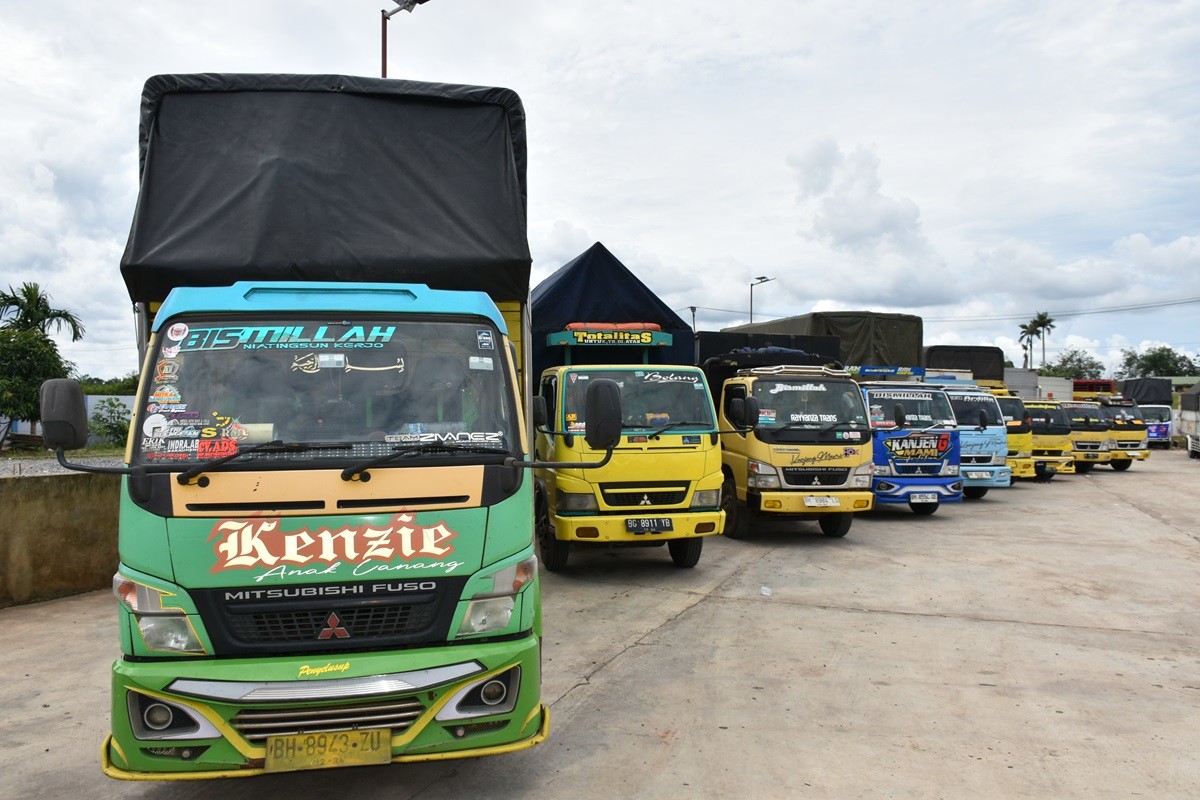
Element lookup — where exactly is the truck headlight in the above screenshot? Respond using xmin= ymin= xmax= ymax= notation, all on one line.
xmin=874 ymin=463 xmax=893 ymax=477
xmin=852 ymin=462 xmax=874 ymax=488
xmin=747 ymin=459 xmax=780 ymax=490
xmin=992 ymin=452 xmax=1008 ymax=465
xmin=557 ymin=492 xmax=598 ymax=512
xmin=457 ymin=556 xmax=536 ymax=637
xmin=1102 ymin=438 xmax=1116 ymax=451
xmin=1014 ymin=450 xmax=1032 ymax=459
xmin=113 ymin=574 xmax=204 ymax=654
xmin=940 ymin=463 xmax=959 ymax=477
xmin=690 ymin=489 xmax=721 ymax=508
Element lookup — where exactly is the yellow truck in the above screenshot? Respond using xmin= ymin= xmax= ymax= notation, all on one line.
xmin=1021 ymin=399 xmax=1077 ymax=476
xmin=703 ymin=356 xmax=874 ymax=538
xmin=1094 ymin=397 xmax=1150 ymax=471
xmin=1058 ymin=399 xmax=1115 ymax=473
xmin=994 ymin=394 xmax=1039 ymax=481
xmin=533 ymin=359 xmax=725 ymax=570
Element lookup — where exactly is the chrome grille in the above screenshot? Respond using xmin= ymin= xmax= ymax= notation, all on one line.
xmin=227 ymin=603 xmax=438 ymax=645
xmin=1033 ymin=448 xmax=1066 ymax=457
xmin=600 ymin=488 xmax=687 ymax=506
xmin=894 ymin=464 xmax=943 ymax=476
xmin=961 ymin=455 xmax=992 ymax=465
xmin=232 ymin=698 xmax=425 ymax=742
xmin=781 ymin=468 xmax=849 ymax=487
xmin=1115 ymin=441 xmax=1143 ymax=450
xmin=1075 ymin=441 xmax=1101 ymax=451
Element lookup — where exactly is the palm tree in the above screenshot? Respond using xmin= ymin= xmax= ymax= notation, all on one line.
xmin=0 ymin=282 xmax=85 ymax=341
xmin=1030 ymin=311 xmax=1055 ymax=367
xmin=1018 ymin=322 xmax=1037 ymax=369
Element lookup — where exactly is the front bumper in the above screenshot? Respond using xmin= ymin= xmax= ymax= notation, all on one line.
xmin=1109 ymin=448 xmax=1149 ymax=462
xmin=958 ymin=465 xmax=1012 ymax=488
xmin=871 ymin=477 xmax=963 ymax=505
xmin=1072 ymin=450 xmax=1112 ymax=465
xmin=102 ymin=635 xmax=546 ymax=779
xmin=747 ymin=489 xmax=874 ymax=515
xmin=552 ymin=509 xmax=723 ymax=542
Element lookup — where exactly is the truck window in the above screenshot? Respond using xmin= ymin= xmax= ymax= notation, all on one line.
xmin=948 ymin=394 xmax=1005 ymax=426
xmin=138 ymin=316 xmax=515 ymax=464
xmin=561 ymin=368 xmax=714 ymax=433
xmin=751 ymin=379 xmax=867 ymax=429
xmin=864 ymin=388 xmax=956 ymax=430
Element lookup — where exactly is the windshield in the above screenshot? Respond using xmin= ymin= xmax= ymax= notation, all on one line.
xmin=1141 ymin=405 xmax=1172 ymax=423
xmin=1098 ymin=403 xmax=1143 ymax=423
xmin=1026 ymin=404 xmax=1070 ymax=430
xmin=136 ymin=315 xmax=516 ymax=466
xmin=752 ymin=378 xmax=868 ymax=430
xmin=561 ymin=368 xmax=714 ymax=433
xmin=1060 ymin=402 xmax=1108 ymax=428
xmin=996 ymin=396 xmax=1026 ymax=422
xmin=948 ymin=393 xmax=1005 ymax=426
xmin=865 ymin=388 xmax=956 ymax=430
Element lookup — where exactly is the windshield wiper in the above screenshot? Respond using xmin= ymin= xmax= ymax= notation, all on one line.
xmin=176 ymin=440 xmax=352 ymax=485
xmin=818 ymin=421 xmax=865 ymax=433
xmin=341 ymin=442 xmax=507 ymax=482
xmin=646 ymin=420 xmax=708 ymax=439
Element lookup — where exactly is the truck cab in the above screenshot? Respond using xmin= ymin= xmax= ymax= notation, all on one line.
xmin=1058 ymin=399 xmax=1115 ymax=472
xmin=534 ymin=363 xmax=724 ymax=569
xmin=1021 ymin=399 xmax=1076 ymax=476
xmin=859 ymin=383 xmax=962 ymax=515
xmin=1139 ymin=404 xmax=1174 ymax=449
xmin=994 ymin=394 xmax=1038 ymax=481
xmin=1094 ymin=397 xmax=1150 ymax=470
xmin=711 ymin=364 xmax=874 ymax=538
xmin=940 ymin=386 xmax=1012 ymax=499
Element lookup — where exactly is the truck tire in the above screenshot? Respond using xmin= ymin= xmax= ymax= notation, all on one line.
xmin=819 ymin=513 xmax=852 ymax=537
xmin=909 ymin=501 xmax=939 ymax=516
xmin=720 ymin=476 xmax=749 ymax=539
xmin=1111 ymin=460 xmax=1132 ymax=471
xmin=1076 ymin=462 xmax=1094 ymax=474
xmin=963 ymin=486 xmax=989 ymax=500
xmin=668 ymin=537 xmax=703 ymax=568
xmin=535 ymin=491 xmax=570 ymax=571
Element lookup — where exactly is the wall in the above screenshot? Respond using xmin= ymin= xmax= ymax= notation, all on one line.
xmin=0 ymin=473 xmax=120 ymax=607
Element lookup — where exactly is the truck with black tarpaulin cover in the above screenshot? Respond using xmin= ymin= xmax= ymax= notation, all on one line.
xmin=37 ymin=73 xmax=622 ymax=780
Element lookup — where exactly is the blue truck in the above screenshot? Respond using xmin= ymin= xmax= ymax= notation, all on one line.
xmin=939 ymin=385 xmax=1013 ymax=498
xmin=859 ymin=382 xmax=963 ymax=515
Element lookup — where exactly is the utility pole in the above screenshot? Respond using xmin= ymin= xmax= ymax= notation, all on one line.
xmin=749 ymin=276 xmax=774 ymax=324
xmin=381 ymin=0 xmax=431 ymax=78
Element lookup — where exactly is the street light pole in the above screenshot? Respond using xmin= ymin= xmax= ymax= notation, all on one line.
xmin=749 ymin=276 xmax=774 ymax=324
xmin=381 ymin=0 xmax=431 ymax=78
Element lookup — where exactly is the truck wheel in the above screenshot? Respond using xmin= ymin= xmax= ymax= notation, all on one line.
xmin=535 ymin=492 xmax=569 ymax=571
xmin=1076 ymin=462 xmax=1094 ymax=474
xmin=1111 ymin=460 xmax=1132 ymax=471
xmin=963 ymin=486 xmax=988 ymax=500
xmin=819 ymin=513 xmax=852 ymax=538
xmin=668 ymin=537 xmax=703 ymax=568
xmin=909 ymin=501 xmax=939 ymax=516
xmin=720 ymin=476 xmax=749 ymax=539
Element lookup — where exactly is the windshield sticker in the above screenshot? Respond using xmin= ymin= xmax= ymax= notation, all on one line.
xmin=770 ymin=383 xmax=827 ymax=393
xmin=476 ymin=330 xmax=494 ymax=350
xmin=682 ymin=435 xmax=701 ymax=445
xmin=150 ymin=385 xmax=182 ymax=404
xmin=166 ymin=322 xmax=189 ymax=341
xmin=383 ymin=430 xmax=504 ymax=446
xmin=154 ymin=359 xmax=181 ymax=383
xmin=197 ymin=438 xmax=239 ymax=459
xmin=758 ymin=409 xmax=777 ymax=424
xmin=790 ymin=413 xmax=838 ymax=423
xmin=640 ymin=371 xmax=699 ymax=384
xmin=179 ymin=325 xmax=398 ymax=352
xmin=143 ymin=438 xmax=199 ymax=460
xmin=209 ymin=513 xmax=463 ymax=580
xmin=869 ymin=391 xmax=935 ymax=402
xmin=469 ymin=356 xmax=493 ymax=371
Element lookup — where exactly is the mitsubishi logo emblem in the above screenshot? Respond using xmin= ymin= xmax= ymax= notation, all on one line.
xmin=639 ymin=494 xmax=652 ymax=506
xmin=812 ymin=477 xmax=822 ymax=486
xmin=318 ymin=612 xmax=350 ymax=640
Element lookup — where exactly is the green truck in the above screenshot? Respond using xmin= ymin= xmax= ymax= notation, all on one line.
xmin=38 ymin=74 xmax=621 ymax=779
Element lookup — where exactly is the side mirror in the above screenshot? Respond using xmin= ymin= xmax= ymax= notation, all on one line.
xmin=40 ymin=378 xmax=89 ymax=451
xmin=727 ymin=397 xmax=760 ymax=430
xmin=583 ymin=378 xmax=622 ymax=451
xmin=893 ymin=403 xmax=907 ymax=428
xmin=531 ymin=395 xmax=548 ymax=428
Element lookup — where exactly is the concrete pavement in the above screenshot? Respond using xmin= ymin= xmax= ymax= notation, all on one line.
xmin=2 ymin=449 xmax=1198 ymax=798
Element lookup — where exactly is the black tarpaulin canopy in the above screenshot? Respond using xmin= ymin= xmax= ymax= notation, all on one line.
xmin=120 ymin=73 xmax=530 ymax=305
xmin=530 ymin=243 xmax=693 ymax=380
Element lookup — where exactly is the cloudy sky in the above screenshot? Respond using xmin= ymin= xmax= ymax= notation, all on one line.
xmin=4 ymin=0 xmax=1199 ymax=379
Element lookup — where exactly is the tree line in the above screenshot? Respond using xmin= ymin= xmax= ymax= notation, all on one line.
xmin=1018 ymin=310 xmax=1199 ymax=380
